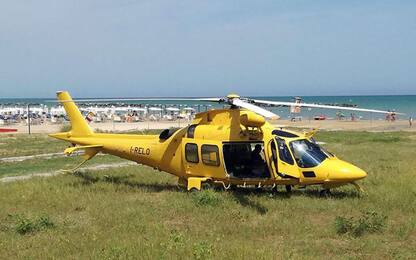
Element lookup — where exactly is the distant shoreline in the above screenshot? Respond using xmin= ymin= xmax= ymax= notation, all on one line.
xmin=2 ymin=119 xmax=414 ymax=134
xmin=1 ymin=94 xmax=416 ymax=100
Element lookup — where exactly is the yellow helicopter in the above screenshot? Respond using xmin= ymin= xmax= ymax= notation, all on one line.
xmin=50 ymin=91 xmax=397 ymax=194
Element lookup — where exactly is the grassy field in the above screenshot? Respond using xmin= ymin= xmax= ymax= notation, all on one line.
xmin=0 ymin=131 xmax=415 ymax=259
xmin=0 ymin=134 xmax=66 ymax=157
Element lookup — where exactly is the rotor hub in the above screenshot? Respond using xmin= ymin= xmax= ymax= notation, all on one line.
xmin=226 ymin=93 xmax=240 ymax=100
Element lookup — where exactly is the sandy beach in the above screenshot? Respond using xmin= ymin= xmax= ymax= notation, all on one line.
xmin=2 ymin=118 xmax=414 ymax=134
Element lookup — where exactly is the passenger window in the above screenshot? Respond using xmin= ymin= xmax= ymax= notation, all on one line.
xmin=201 ymin=145 xmax=220 ymax=166
xmin=277 ymin=138 xmax=294 ymax=165
xmin=185 ymin=143 xmax=199 ymax=163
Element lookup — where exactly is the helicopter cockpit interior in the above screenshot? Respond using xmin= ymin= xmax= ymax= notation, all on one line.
xmin=223 ymin=142 xmax=270 ymax=179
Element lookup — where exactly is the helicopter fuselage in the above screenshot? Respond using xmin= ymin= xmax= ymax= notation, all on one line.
xmin=50 ymin=95 xmax=367 ymax=192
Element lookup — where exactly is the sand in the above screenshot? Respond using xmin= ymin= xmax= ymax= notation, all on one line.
xmin=1 ymin=118 xmax=414 ymax=134
xmin=274 ymin=119 xmax=415 ymax=132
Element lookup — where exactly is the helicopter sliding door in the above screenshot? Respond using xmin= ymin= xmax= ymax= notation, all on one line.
xmin=272 ymin=138 xmax=300 ymax=178
xmin=222 ymin=142 xmax=270 ymax=179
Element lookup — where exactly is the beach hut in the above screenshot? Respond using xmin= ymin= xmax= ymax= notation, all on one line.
xmin=129 ymin=107 xmax=147 ymax=122
xmin=179 ymin=107 xmax=196 ymax=120
xmin=50 ymin=106 xmax=66 ymax=116
xmin=112 ymin=107 xmax=129 ymax=122
xmin=148 ymin=107 xmax=163 ymax=121
xmin=164 ymin=107 xmax=180 ymax=120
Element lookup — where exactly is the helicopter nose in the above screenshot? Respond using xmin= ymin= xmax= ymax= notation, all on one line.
xmin=326 ymin=160 xmax=367 ymax=181
xmin=341 ymin=166 xmax=367 ymax=180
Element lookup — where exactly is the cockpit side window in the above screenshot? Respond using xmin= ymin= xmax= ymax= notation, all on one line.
xmin=276 ymin=138 xmax=294 ymax=165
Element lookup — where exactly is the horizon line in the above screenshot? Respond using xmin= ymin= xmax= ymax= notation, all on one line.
xmin=2 ymin=93 xmax=416 ymax=100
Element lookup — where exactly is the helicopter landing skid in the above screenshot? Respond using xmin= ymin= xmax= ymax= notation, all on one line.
xmin=60 ymin=146 xmax=101 ymax=174
xmin=352 ymin=182 xmax=365 ymax=193
xmin=60 ymin=156 xmax=93 ymax=174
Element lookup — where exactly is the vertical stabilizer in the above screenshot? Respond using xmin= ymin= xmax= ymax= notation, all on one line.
xmin=57 ymin=91 xmax=93 ymax=136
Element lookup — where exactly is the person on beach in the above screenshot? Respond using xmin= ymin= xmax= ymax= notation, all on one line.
xmin=410 ymin=117 xmax=413 ymax=127
xmin=350 ymin=113 xmax=355 ymax=121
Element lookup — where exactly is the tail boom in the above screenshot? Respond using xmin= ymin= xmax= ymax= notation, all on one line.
xmin=56 ymin=91 xmax=93 ymax=136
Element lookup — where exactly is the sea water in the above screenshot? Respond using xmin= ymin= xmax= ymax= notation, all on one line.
xmin=1 ymin=95 xmax=415 ymax=120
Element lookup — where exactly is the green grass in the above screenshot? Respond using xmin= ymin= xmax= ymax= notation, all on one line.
xmin=0 ymin=131 xmax=415 ymax=259
xmin=13 ymin=214 xmax=55 ymax=235
xmin=0 ymin=155 xmax=125 ymax=177
xmin=0 ymin=130 xmax=164 ymax=158
xmin=0 ymin=134 xmax=67 ymax=157
xmin=334 ymin=210 xmax=387 ymax=237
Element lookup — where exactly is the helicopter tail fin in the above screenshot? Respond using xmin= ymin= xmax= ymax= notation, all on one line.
xmin=56 ymin=91 xmax=93 ymax=136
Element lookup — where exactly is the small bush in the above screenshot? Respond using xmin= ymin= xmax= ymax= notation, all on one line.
xmin=166 ymin=230 xmax=185 ymax=250
xmin=334 ymin=216 xmax=352 ymax=235
xmin=37 ymin=216 xmax=55 ymax=229
xmin=15 ymin=216 xmax=37 ymax=235
xmin=192 ymin=190 xmax=221 ymax=206
xmin=334 ymin=210 xmax=387 ymax=237
xmin=14 ymin=215 xmax=56 ymax=235
xmin=193 ymin=241 xmax=213 ymax=260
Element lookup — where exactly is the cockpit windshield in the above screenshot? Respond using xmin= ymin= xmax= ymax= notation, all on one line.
xmin=289 ymin=139 xmax=328 ymax=168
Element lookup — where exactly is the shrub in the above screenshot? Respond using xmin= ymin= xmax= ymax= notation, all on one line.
xmin=37 ymin=216 xmax=55 ymax=229
xmin=15 ymin=216 xmax=37 ymax=235
xmin=166 ymin=230 xmax=185 ymax=250
xmin=192 ymin=190 xmax=221 ymax=206
xmin=334 ymin=210 xmax=387 ymax=237
xmin=334 ymin=216 xmax=353 ymax=235
xmin=193 ymin=241 xmax=213 ymax=260
xmin=14 ymin=215 xmax=56 ymax=235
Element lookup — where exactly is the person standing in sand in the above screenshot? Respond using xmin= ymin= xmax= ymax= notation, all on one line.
xmin=410 ymin=117 xmax=413 ymax=127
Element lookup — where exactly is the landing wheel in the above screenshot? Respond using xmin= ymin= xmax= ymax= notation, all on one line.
xmin=189 ymin=187 xmax=199 ymax=193
xmin=320 ymin=189 xmax=331 ymax=197
xmin=202 ymin=181 xmax=213 ymax=190
xmin=177 ymin=178 xmax=187 ymax=190
xmin=285 ymin=185 xmax=292 ymax=193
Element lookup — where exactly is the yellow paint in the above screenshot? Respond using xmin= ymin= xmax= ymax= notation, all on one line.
xmin=240 ymin=112 xmax=266 ymax=128
xmin=187 ymin=177 xmax=210 ymax=191
xmin=226 ymin=93 xmax=240 ymax=99
xmin=50 ymin=91 xmax=367 ymax=192
xmin=64 ymin=145 xmax=103 ymax=155
xmin=56 ymin=91 xmax=93 ymax=136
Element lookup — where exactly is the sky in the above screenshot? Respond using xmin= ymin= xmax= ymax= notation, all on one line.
xmin=0 ymin=1 xmax=415 ymax=98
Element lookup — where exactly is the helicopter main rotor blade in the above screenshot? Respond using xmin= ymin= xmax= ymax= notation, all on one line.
xmin=51 ymin=97 xmax=223 ymax=103
xmin=231 ymin=98 xmax=280 ymax=119
xmin=251 ymin=99 xmax=405 ymax=115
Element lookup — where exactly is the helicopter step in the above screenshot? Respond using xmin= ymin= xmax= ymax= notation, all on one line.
xmin=179 ymin=177 xmax=212 ymax=191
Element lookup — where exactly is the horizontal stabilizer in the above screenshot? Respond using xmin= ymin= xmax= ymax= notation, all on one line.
xmin=64 ymin=145 xmax=103 ymax=155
